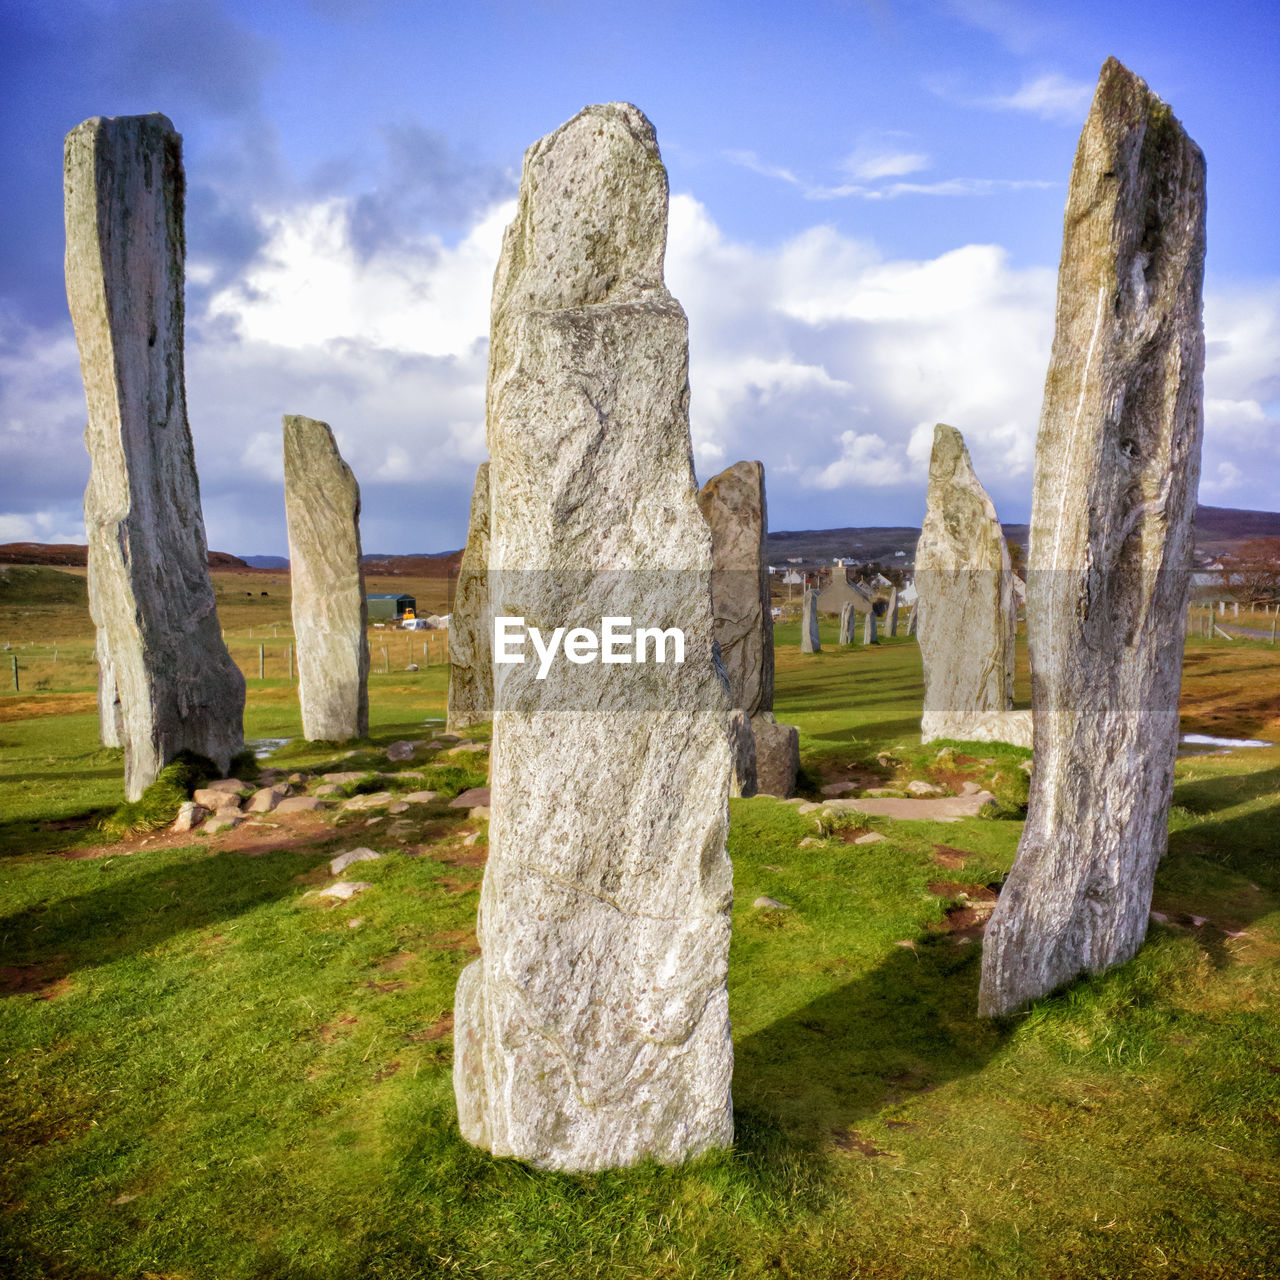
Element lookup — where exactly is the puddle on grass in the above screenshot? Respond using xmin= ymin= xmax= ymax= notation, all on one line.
xmin=247 ymin=737 xmax=292 ymax=759
xmin=1180 ymin=733 xmax=1273 ymax=753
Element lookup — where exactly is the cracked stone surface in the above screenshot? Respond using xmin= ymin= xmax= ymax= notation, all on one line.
xmin=283 ymin=414 xmax=369 ymax=742
xmin=799 ymin=587 xmax=820 ymax=653
xmin=66 ymin=112 xmax=244 ymax=800
xmin=453 ymin=103 xmax=733 ymax=1172
xmin=980 ymin=58 xmax=1206 ymax=1016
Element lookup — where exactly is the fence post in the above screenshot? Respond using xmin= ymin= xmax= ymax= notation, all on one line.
xmin=11 ymin=655 xmax=17 ymax=692
xmin=259 ymin=643 xmax=265 ymax=678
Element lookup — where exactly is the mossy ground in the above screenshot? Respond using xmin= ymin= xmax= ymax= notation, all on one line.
xmin=1 ymin=599 xmax=1279 ymax=1278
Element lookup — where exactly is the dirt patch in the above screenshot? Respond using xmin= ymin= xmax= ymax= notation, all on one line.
xmin=830 ymin=1129 xmax=889 ymax=1157
xmin=317 ymin=1014 xmax=359 ymax=1045
xmin=931 ymin=845 xmax=970 ymax=871
xmin=430 ymin=843 xmax=487 ymax=868
xmin=0 ymin=961 xmax=71 ymax=999
xmin=378 ymin=952 xmax=416 ymax=972
xmin=437 ymin=876 xmax=481 ymax=894
xmin=427 ymin=930 xmax=481 ymax=955
xmin=371 ymin=1060 xmax=401 ymax=1083
xmin=406 ymin=1013 xmax=454 ymax=1043
xmin=834 ymin=827 xmax=872 ymax=845
xmin=926 ymin=881 xmax=998 ymax=902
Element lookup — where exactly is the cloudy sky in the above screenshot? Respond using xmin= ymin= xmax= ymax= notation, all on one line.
xmin=3 ymin=0 xmax=1277 ymax=555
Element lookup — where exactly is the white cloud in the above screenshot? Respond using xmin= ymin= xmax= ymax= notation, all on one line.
xmin=982 ymin=73 xmax=1094 ymax=123
xmin=841 ymin=141 xmax=931 ymax=182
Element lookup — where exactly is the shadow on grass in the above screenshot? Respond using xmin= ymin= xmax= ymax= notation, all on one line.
xmin=1172 ymin=764 xmax=1280 ymax=815
xmin=0 ymin=845 xmax=330 ymax=997
xmin=733 ymin=933 xmax=1007 ymax=1148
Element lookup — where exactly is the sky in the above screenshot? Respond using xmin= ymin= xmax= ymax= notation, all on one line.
xmin=2 ymin=0 xmax=1277 ymax=556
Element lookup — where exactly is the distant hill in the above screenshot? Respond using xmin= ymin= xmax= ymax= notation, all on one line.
xmin=766 ymin=505 xmax=1280 ymax=566
xmin=0 ymin=543 xmax=251 ymax=570
xmin=361 ymin=550 xmax=463 ymax=578
xmin=242 ymin=555 xmax=289 ymax=569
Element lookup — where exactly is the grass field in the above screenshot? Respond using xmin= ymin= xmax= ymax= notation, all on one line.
xmin=1 ymin=574 xmax=1279 ymax=1278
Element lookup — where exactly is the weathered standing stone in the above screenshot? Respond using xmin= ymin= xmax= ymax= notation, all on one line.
xmin=862 ymin=609 xmax=878 ymax=645
xmin=697 ymin=461 xmax=773 ymax=718
xmin=453 ymin=103 xmax=734 ymax=1172
xmin=448 ymin=462 xmax=493 ymax=732
xmin=886 ymin=587 xmax=899 ymax=637
xmin=697 ymin=459 xmax=776 ymax=797
xmin=65 ymin=113 xmax=244 ymax=800
xmin=283 ymin=415 xmax=369 ymax=742
xmin=799 ymin=587 xmax=821 ymax=652
xmin=907 ymin=601 xmax=919 ymax=635
xmin=979 ymin=59 xmax=1206 ymax=1017
xmin=915 ymin=424 xmax=1027 ymax=747
xmin=752 ymin=712 xmax=800 ymax=797
xmin=838 ymin=601 xmax=854 ymax=645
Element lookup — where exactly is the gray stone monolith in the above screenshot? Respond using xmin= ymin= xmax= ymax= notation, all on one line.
xmin=907 ymin=601 xmax=918 ymax=635
xmin=915 ymin=424 xmax=1027 ymax=747
xmin=447 ymin=462 xmax=492 ymax=732
xmin=283 ymin=414 xmax=369 ymax=742
xmin=886 ymin=587 xmax=899 ymax=637
xmin=66 ymin=113 xmax=244 ymax=799
xmin=862 ymin=609 xmax=878 ymax=645
xmin=979 ymin=58 xmax=1206 ymax=1017
xmin=799 ymin=587 xmax=820 ymax=652
xmin=453 ymin=103 xmax=734 ymax=1172
xmin=94 ymin=626 xmax=122 ymax=747
xmin=838 ymin=601 xmax=854 ymax=645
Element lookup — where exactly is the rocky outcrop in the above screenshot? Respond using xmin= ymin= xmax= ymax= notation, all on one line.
xmin=453 ymin=103 xmax=734 ymax=1172
xmin=65 ymin=113 xmax=244 ymax=799
xmin=979 ymin=59 xmax=1207 ymax=1016
xmin=448 ymin=463 xmax=492 ymax=732
xmin=915 ymin=424 xmax=1022 ymax=746
xmin=283 ymin=414 xmax=369 ymax=742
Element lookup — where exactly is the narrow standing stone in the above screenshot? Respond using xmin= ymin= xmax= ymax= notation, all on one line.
xmin=799 ymin=587 xmax=821 ymax=652
xmin=283 ymin=414 xmax=369 ymax=741
xmin=979 ymin=59 xmax=1206 ymax=1016
xmin=862 ymin=609 xmax=878 ymax=645
xmin=907 ymin=601 xmax=919 ymax=636
xmin=886 ymin=587 xmax=899 ymax=637
xmin=838 ymin=601 xmax=854 ymax=645
xmin=915 ymin=424 xmax=1027 ymax=747
xmin=697 ymin=459 xmax=774 ymax=797
xmin=447 ymin=462 xmax=492 ymax=732
xmin=66 ymin=113 xmax=243 ymax=799
xmin=453 ymin=103 xmax=734 ymax=1171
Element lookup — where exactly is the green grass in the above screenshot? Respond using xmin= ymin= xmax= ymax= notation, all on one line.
xmin=1 ymin=635 xmax=1278 ymax=1277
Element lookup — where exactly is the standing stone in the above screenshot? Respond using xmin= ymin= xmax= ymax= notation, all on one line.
xmin=697 ymin=461 xmax=773 ymax=718
xmin=886 ymin=587 xmax=899 ymax=637
xmin=66 ymin=113 xmax=244 ymax=800
xmin=799 ymin=587 xmax=821 ymax=652
xmin=448 ymin=462 xmax=492 ymax=732
xmin=697 ymin=459 xmax=775 ymax=797
xmin=862 ymin=609 xmax=878 ymax=645
xmin=915 ymin=424 xmax=1027 ymax=747
xmin=979 ymin=59 xmax=1206 ymax=1017
xmin=453 ymin=103 xmax=734 ymax=1171
xmin=907 ymin=601 xmax=919 ymax=636
xmin=838 ymin=601 xmax=854 ymax=645
xmin=283 ymin=414 xmax=369 ymax=742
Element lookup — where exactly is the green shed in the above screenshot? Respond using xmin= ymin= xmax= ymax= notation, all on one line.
xmin=366 ymin=592 xmax=416 ymax=621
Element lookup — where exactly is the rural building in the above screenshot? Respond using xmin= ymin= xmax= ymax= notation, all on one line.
xmin=366 ymin=592 xmax=416 ymax=620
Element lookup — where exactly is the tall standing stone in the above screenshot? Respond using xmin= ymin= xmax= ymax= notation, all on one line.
xmin=979 ymin=59 xmax=1206 ymax=1016
xmin=799 ymin=587 xmax=821 ymax=652
xmin=907 ymin=601 xmax=919 ymax=636
xmin=283 ymin=414 xmax=369 ymax=742
xmin=915 ymin=424 xmax=1028 ymax=747
xmin=448 ymin=462 xmax=492 ymax=732
xmin=453 ymin=103 xmax=734 ymax=1171
xmin=886 ymin=587 xmax=899 ymax=637
xmin=66 ymin=113 xmax=244 ymax=799
xmin=862 ymin=609 xmax=878 ymax=645
xmin=838 ymin=601 xmax=854 ymax=645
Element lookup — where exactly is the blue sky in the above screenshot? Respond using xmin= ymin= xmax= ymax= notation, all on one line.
xmin=3 ymin=0 xmax=1277 ymax=554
